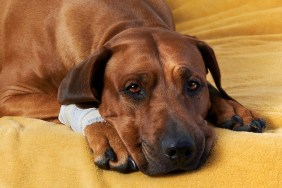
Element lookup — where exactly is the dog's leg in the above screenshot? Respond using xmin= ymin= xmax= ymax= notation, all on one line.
xmin=85 ymin=122 xmax=138 ymax=173
xmin=0 ymin=94 xmax=60 ymax=121
xmin=208 ymin=83 xmax=266 ymax=132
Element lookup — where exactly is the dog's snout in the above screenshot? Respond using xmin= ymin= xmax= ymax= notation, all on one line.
xmin=162 ymin=134 xmax=196 ymax=165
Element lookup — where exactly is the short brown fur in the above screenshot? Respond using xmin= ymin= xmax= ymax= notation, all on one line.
xmin=0 ymin=0 xmax=264 ymax=175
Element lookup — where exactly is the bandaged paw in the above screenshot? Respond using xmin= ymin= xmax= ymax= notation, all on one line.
xmin=58 ymin=104 xmax=105 ymax=135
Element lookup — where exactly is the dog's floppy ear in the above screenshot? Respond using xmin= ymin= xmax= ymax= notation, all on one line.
xmin=58 ymin=46 xmax=112 ymax=108
xmin=196 ymin=41 xmax=233 ymax=100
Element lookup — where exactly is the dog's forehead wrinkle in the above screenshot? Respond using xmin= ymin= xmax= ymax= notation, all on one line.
xmin=150 ymin=32 xmax=165 ymax=70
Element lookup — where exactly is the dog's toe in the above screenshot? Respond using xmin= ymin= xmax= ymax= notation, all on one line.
xmin=218 ymin=115 xmax=243 ymax=129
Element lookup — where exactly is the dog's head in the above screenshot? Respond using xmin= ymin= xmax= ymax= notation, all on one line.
xmin=58 ymin=28 xmax=227 ymax=175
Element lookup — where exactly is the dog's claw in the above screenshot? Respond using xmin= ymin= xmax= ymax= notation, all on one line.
xmin=105 ymin=148 xmax=117 ymax=161
xmin=94 ymin=149 xmax=138 ymax=173
xmin=231 ymin=115 xmax=243 ymax=125
xmin=112 ymin=157 xmax=138 ymax=173
xmin=128 ymin=157 xmax=138 ymax=171
xmin=95 ymin=157 xmax=110 ymax=170
xmin=257 ymin=119 xmax=266 ymax=128
xmin=249 ymin=120 xmax=265 ymax=133
xmin=95 ymin=148 xmax=116 ymax=170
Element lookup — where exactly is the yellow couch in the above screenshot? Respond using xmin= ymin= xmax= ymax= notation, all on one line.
xmin=1 ymin=0 xmax=282 ymax=187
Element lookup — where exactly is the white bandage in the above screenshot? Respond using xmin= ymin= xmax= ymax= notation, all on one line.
xmin=58 ymin=104 xmax=105 ymax=135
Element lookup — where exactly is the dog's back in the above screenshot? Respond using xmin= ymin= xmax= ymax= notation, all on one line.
xmin=0 ymin=0 xmax=174 ymax=119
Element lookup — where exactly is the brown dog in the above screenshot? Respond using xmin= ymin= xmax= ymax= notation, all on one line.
xmin=0 ymin=0 xmax=265 ymax=175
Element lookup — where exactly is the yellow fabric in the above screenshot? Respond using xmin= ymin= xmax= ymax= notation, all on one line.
xmin=1 ymin=0 xmax=282 ymax=187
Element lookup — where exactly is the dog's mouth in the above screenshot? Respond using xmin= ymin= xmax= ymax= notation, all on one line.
xmin=137 ymin=136 xmax=211 ymax=176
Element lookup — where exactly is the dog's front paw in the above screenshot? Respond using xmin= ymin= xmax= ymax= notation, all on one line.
xmin=207 ymin=83 xmax=266 ymax=133
xmin=209 ymin=96 xmax=266 ymax=133
xmin=85 ymin=122 xmax=138 ymax=173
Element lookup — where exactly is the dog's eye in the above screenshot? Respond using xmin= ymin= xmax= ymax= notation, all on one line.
xmin=126 ymin=84 xmax=142 ymax=95
xmin=187 ymin=80 xmax=201 ymax=93
xmin=124 ymin=82 xmax=145 ymax=101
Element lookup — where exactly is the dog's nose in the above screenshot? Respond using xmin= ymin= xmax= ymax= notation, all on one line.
xmin=165 ymin=142 xmax=193 ymax=160
xmin=162 ymin=136 xmax=196 ymax=165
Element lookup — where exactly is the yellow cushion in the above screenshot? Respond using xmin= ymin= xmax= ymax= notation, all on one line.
xmin=1 ymin=0 xmax=282 ymax=187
